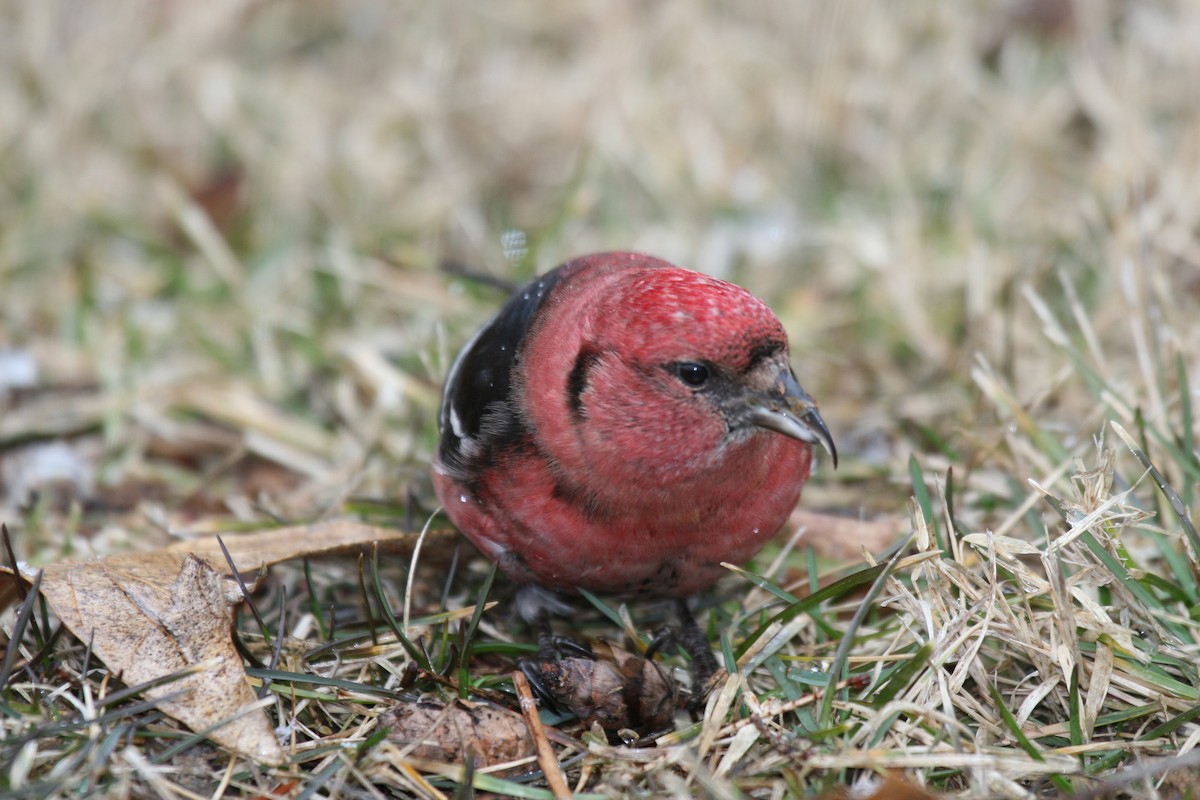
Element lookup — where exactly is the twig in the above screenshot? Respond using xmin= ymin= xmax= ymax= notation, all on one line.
xmin=512 ymin=669 xmax=573 ymax=800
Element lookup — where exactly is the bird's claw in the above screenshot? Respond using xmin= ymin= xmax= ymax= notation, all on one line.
xmin=644 ymin=625 xmax=676 ymax=661
xmin=524 ymin=611 xmax=595 ymax=711
xmin=517 ymin=657 xmax=566 ymax=712
xmin=537 ymin=615 xmax=594 ymax=662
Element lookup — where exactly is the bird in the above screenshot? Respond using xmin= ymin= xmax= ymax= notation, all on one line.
xmin=433 ymin=251 xmax=834 ymax=685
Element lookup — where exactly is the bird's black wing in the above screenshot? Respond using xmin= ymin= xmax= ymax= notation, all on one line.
xmin=437 ymin=265 xmax=576 ymax=480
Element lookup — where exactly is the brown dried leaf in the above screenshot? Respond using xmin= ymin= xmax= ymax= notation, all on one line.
xmin=868 ymin=775 xmax=940 ymax=800
xmin=164 ymin=519 xmax=454 ymax=569
xmin=819 ymin=773 xmax=940 ymax=799
xmin=381 ymin=700 xmax=535 ymax=772
xmin=537 ymin=640 xmax=677 ymax=734
xmin=15 ymin=552 xmax=279 ymax=762
xmin=790 ymin=509 xmax=904 ymax=562
xmin=187 ymin=167 xmax=247 ymax=236
xmin=2 ymin=520 xmax=446 ymax=763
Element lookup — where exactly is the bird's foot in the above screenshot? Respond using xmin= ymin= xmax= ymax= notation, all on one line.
xmin=517 ymin=610 xmax=596 ymax=711
xmin=674 ymin=600 xmax=722 ymax=710
xmin=536 ymin=611 xmax=593 ymax=662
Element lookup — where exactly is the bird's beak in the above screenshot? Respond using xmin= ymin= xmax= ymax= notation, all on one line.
xmin=748 ymin=369 xmax=838 ymax=468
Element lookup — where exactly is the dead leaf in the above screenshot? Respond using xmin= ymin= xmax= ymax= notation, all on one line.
xmin=818 ymin=773 xmax=940 ymax=799
xmin=534 ymin=640 xmax=677 ymax=734
xmin=163 ymin=519 xmax=454 ymax=570
xmin=1 ymin=552 xmax=277 ymax=761
xmin=867 ymin=774 xmax=940 ymax=799
xmin=186 ymin=167 xmax=247 ymax=237
xmin=1 ymin=520 xmax=451 ymax=763
xmin=789 ymin=509 xmax=905 ymax=562
xmin=381 ymin=699 xmax=535 ymax=772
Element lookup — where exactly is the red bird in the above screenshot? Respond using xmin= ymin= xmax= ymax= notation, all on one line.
xmin=434 ymin=252 xmax=834 ymax=667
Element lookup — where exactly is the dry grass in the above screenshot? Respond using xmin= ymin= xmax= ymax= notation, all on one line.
xmin=4 ymin=1 xmax=1200 ymax=797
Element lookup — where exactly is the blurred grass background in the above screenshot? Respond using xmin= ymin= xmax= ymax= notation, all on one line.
xmin=4 ymin=0 xmax=1196 ymax=529
xmin=4 ymin=1 xmax=1200 ymax=796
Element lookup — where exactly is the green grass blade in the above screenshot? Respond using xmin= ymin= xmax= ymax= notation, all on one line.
xmin=988 ymin=683 xmax=1072 ymax=794
xmin=734 ymin=562 xmax=891 ymax=661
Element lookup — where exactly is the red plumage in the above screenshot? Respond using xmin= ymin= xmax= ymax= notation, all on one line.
xmin=434 ymin=251 xmax=834 ymax=608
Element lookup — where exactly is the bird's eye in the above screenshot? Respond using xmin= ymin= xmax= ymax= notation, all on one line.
xmin=675 ymin=362 xmax=710 ymax=387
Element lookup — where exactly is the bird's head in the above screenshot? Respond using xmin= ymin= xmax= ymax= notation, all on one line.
xmin=519 ymin=259 xmax=835 ymax=495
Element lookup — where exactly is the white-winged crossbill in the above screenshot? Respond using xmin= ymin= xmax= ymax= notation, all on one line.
xmin=434 ymin=251 xmax=834 ymax=618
